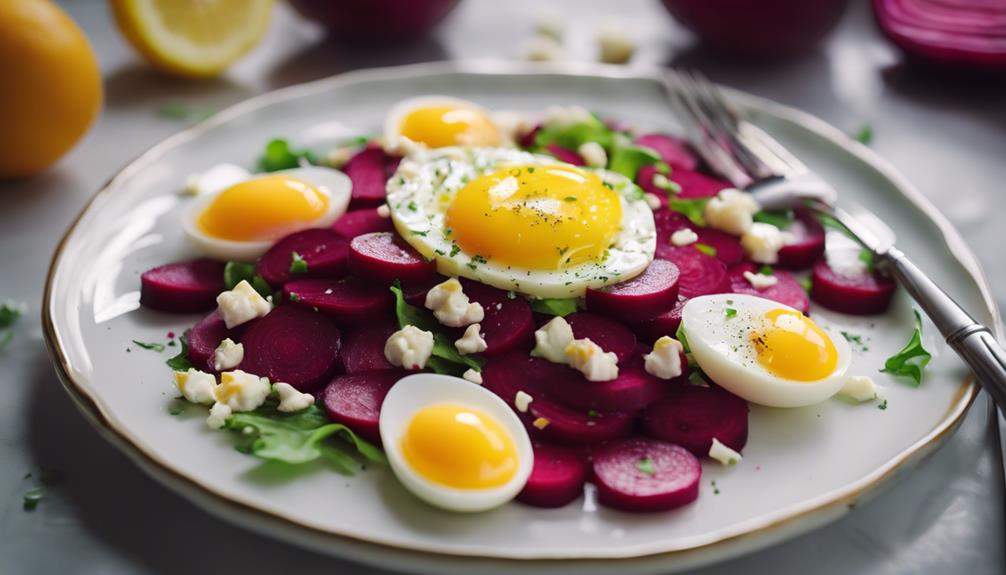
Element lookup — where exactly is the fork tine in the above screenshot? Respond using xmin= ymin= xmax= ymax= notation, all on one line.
xmin=740 ymin=122 xmax=809 ymax=175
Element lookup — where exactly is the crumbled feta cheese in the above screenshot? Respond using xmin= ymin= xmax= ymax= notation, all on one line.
xmin=214 ymin=370 xmax=271 ymax=412
xmin=597 ymin=25 xmax=635 ymax=64
xmin=274 ymin=382 xmax=314 ymax=412
xmin=704 ymin=188 xmax=760 ymax=236
xmin=531 ymin=316 xmax=575 ymax=363
xmin=424 ymin=278 xmax=484 ymax=327
xmin=523 ymin=35 xmax=563 ymax=62
xmin=463 ymin=369 xmax=483 ymax=384
xmin=743 ymin=270 xmax=779 ymax=290
xmin=709 ymin=438 xmax=743 ymax=466
xmin=206 ymin=402 xmax=232 ymax=430
xmin=644 ymin=336 xmax=684 ymax=380
xmin=544 ymin=105 xmax=595 ymax=129
xmin=741 ymin=222 xmax=794 ymax=264
xmin=216 ymin=280 xmax=272 ymax=329
xmin=455 ymin=323 xmax=488 ymax=355
xmin=578 ymin=141 xmax=608 ymax=168
xmin=515 ymin=391 xmax=534 ymax=413
xmin=565 ymin=338 xmax=619 ymax=382
xmin=173 ymin=369 xmax=217 ymax=405
xmin=376 ymin=204 xmax=391 ymax=218
xmin=532 ymin=417 xmax=550 ymax=430
xmin=670 ymin=228 xmax=699 ymax=247
xmin=644 ymin=193 xmax=662 ymax=211
xmin=384 ymin=325 xmax=435 ymax=370
xmin=213 ymin=338 xmax=244 ymax=371
xmin=184 ymin=163 xmax=250 ymax=196
xmin=839 ymin=375 xmax=880 ymax=403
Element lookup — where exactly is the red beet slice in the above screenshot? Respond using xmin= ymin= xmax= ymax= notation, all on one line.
xmin=639 ymin=166 xmax=730 ymax=200
xmin=592 ymin=438 xmax=701 ymax=512
xmin=635 ymin=133 xmax=699 ymax=171
xmin=811 ymin=259 xmax=896 ymax=315
xmin=238 ymin=305 xmax=342 ymax=392
xmin=459 ymin=279 xmax=535 ymax=355
xmin=342 ymin=145 xmax=401 ymax=207
xmin=332 ymin=207 xmax=394 ymax=239
xmin=518 ymin=125 xmax=540 ymax=149
xmin=186 ymin=310 xmax=245 ymax=370
xmin=654 ymin=248 xmax=730 ymax=298
xmin=777 ymin=210 xmax=825 ymax=270
xmin=585 ymin=260 xmax=680 ymax=322
xmin=728 ymin=262 xmax=810 ymax=314
xmin=283 ymin=277 xmax=391 ymax=326
xmin=545 ymin=143 xmax=586 ymax=166
xmin=565 ymin=312 xmax=637 ymax=363
xmin=348 ymin=232 xmax=436 ymax=285
xmin=517 ymin=443 xmax=589 ymax=508
xmin=340 ymin=321 xmax=399 ymax=373
xmin=140 ymin=258 xmax=225 ymax=313
xmin=321 ymin=370 xmax=408 ymax=444
xmin=255 ymin=228 xmax=349 ymax=287
xmin=547 ymin=364 xmax=669 ymax=412
xmin=654 ymin=211 xmax=744 ymax=266
xmin=642 ymin=385 xmax=749 ymax=456
xmin=633 ymin=295 xmax=688 ymax=343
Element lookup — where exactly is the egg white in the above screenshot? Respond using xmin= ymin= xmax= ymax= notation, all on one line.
xmin=386 ymin=147 xmax=657 ymax=298
xmin=682 ymin=294 xmax=852 ymax=408
xmin=181 ymin=166 xmax=351 ymax=262
xmin=378 ymin=373 xmax=534 ymax=513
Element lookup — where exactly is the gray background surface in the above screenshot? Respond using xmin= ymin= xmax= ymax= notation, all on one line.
xmin=2 ymin=1 xmax=1005 ymax=573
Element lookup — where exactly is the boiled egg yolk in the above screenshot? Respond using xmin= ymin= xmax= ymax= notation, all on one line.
xmin=398 ymin=105 xmax=500 ymax=148
xmin=446 ymin=164 xmax=622 ymax=270
xmin=400 ymin=403 xmax=518 ymax=490
xmin=751 ymin=309 xmax=838 ymax=382
xmin=198 ymin=175 xmax=329 ymax=242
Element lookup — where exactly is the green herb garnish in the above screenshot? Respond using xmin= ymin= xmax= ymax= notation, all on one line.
xmin=529 ymin=298 xmax=579 ymax=317
xmin=880 ymin=310 xmax=931 ymax=387
xmin=753 ymin=209 xmax=794 ymax=230
xmin=390 ymin=284 xmax=483 ymax=375
xmin=289 ymin=252 xmax=308 ymax=274
xmin=694 ymin=243 xmax=717 ymax=257
xmin=758 ymin=265 xmax=774 ymax=276
xmin=668 ymin=197 xmax=711 ymax=227
xmin=563 ymin=196 xmax=577 ymax=202
xmin=289 ymin=292 xmax=301 ymax=303
xmin=257 ymin=138 xmax=320 ymax=172
xmin=855 ymin=124 xmax=874 ymax=145
xmin=725 ymin=308 xmax=737 ymax=318
xmin=608 ymin=144 xmax=662 ymax=180
xmin=132 ymin=340 xmax=166 ymax=353
xmin=223 ymin=261 xmax=272 ymax=298
xmin=635 ymin=457 xmax=656 ymax=476
xmin=711 ymin=480 xmax=720 ymax=495
xmin=878 ymin=399 xmax=888 ymax=410
xmin=534 ymin=117 xmax=615 ymax=154
xmin=166 ymin=330 xmax=193 ymax=371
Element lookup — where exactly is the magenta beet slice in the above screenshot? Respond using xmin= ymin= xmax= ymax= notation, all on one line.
xmin=256 ymin=228 xmax=348 ymax=287
xmin=459 ymin=279 xmax=535 ymax=355
xmin=635 ymin=133 xmax=699 ymax=171
xmin=322 ymin=370 xmax=408 ymax=444
xmin=186 ymin=310 xmax=245 ymax=370
xmin=340 ymin=320 xmax=399 ymax=373
xmin=811 ymin=259 xmax=896 ymax=315
xmin=654 ymin=247 xmax=729 ymax=298
xmin=728 ymin=263 xmax=810 ymax=315
xmin=545 ymin=143 xmax=585 ymax=166
xmin=777 ymin=210 xmax=825 ymax=270
xmin=348 ymin=232 xmax=436 ymax=285
xmin=332 ymin=207 xmax=394 ymax=239
xmin=517 ymin=443 xmax=589 ymax=508
xmin=633 ymin=295 xmax=688 ymax=342
xmin=654 ymin=211 xmax=744 ymax=266
xmin=592 ymin=438 xmax=701 ymax=512
xmin=639 ymin=166 xmax=730 ymax=200
xmin=238 ymin=305 xmax=341 ymax=392
xmin=586 ymin=260 xmax=680 ymax=322
xmin=547 ymin=364 xmax=669 ymax=412
xmin=343 ymin=145 xmax=401 ymax=207
xmin=518 ymin=125 xmax=540 ymax=149
xmin=140 ymin=258 xmax=225 ymax=313
xmin=565 ymin=312 xmax=637 ymax=363
xmin=283 ymin=277 xmax=391 ymax=326
xmin=643 ymin=385 xmax=749 ymax=456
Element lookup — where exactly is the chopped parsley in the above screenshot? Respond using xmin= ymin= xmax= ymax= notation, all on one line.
xmin=635 ymin=457 xmax=656 ymax=476
xmin=855 ymin=124 xmax=874 ymax=145
xmin=407 ymin=201 xmax=418 ymax=211
xmin=758 ymin=264 xmax=774 ymax=276
xmin=841 ymin=331 xmax=869 ymax=352
xmin=289 ymin=292 xmax=301 ymax=303
xmin=409 ymin=229 xmax=428 ymax=237
xmin=878 ymin=399 xmax=888 ymax=410
xmin=880 ymin=310 xmax=931 ymax=387
xmin=563 ymin=196 xmax=577 ymax=202
xmin=694 ymin=243 xmax=717 ymax=257
xmin=725 ymin=307 xmax=738 ymax=318
xmin=289 ymin=252 xmax=308 ymax=274
xmin=132 ymin=340 xmax=166 ymax=353
xmin=449 ymin=244 xmax=461 ymax=257
xmin=711 ymin=480 xmax=720 ymax=495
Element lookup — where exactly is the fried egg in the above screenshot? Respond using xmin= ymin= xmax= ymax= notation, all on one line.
xmin=386 ymin=147 xmax=656 ymax=298
xmin=384 ymin=96 xmax=504 ymax=150
xmin=682 ymin=294 xmax=851 ymax=407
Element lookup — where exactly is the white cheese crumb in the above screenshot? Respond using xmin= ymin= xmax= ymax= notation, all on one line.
xmin=597 ymin=25 xmax=635 ymax=64
xmin=462 ymin=369 xmax=483 ymax=385
xmin=704 ymin=188 xmax=760 ymax=236
xmin=578 ymin=141 xmax=608 ymax=168
xmin=274 ymin=382 xmax=314 ymax=412
xmin=644 ymin=193 xmax=662 ymax=211
xmin=644 ymin=336 xmax=684 ymax=380
xmin=743 ymin=270 xmax=779 ymax=290
xmin=212 ymin=338 xmax=244 ymax=371
xmin=424 ymin=277 xmax=485 ymax=327
xmin=213 ymin=370 xmax=271 ymax=412
xmin=376 ymin=204 xmax=391 ymax=218
xmin=531 ymin=316 xmax=575 ymax=363
xmin=532 ymin=417 xmax=550 ymax=430
xmin=523 ymin=35 xmax=563 ymax=62
xmin=184 ymin=163 xmax=249 ymax=196
xmin=455 ymin=323 xmax=488 ymax=355
xmin=839 ymin=375 xmax=880 ymax=403
xmin=709 ymin=438 xmax=743 ymax=466
xmin=173 ymin=369 xmax=217 ymax=405
xmin=741 ymin=222 xmax=794 ymax=264
xmin=216 ymin=280 xmax=272 ymax=329
xmin=565 ymin=338 xmax=619 ymax=382
xmin=670 ymin=228 xmax=699 ymax=247
xmin=515 ymin=391 xmax=534 ymax=413
xmin=384 ymin=325 xmax=435 ymax=370
xmin=206 ymin=402 xmax=232 ymax=430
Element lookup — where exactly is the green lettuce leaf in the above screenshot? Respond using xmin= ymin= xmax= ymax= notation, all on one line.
xmin=880 ymin=310 xmax=932 ymax=387
xmin=223 ymin=261 xmax=272 ymax=298
xmin=534 ymin=117 xmax=615 ymax=153
xmin=608 ymin=144 xmax=661 ymax=180
xmin=166 ymin=330 xmax=194 ymax=371
xmin=752 ymin=209 xmax=794 ymax=230
xmin=529 ymin=297 xmax=579 ymax=317
xmin=389 ymin=284 xmax=483 ymax=375
xmin=668 ymin=197 xmax=710 ymax=227
xmin=257 ymin=138 xmax=321 ymax=172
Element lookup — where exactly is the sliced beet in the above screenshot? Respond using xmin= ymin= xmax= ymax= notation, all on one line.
xmin=321 ymin=370 xmax=408 ymax=444
xmin=565 ymin=312 xmax=637 ymax=363
xmin=140 ymin=258 xmax=225 ymax=313
xmin=547 ymin=364 xmax=669 ymax=412
xmin=592 ymin=438 xmax=701 ymax=512
xmin=186 ymin=310 xmax=244 ymax=370
xmin=518 ymin=125 xmax=540 ymax=149
xmin=402 ymin=274 xmax=448 ymax=307
xmin=283 ymin=277 xmax=391 ymax=326
xmin=653 ymin=211 xmax=744 ymax=266
xmin=642 ymin=385 xmax=749 ymax=456
xmin=340 ymin=321 xmax=399 ymax=373
xmin=633 ymin=295 xmax=687 ymax=343
xmin=585 ymin=260 xmax=680 ymax=322
xmin=238 ymin=305 xmax=341 ymax=392
xmin=654 ymin=248 xmax=730 ymax=298
xmin=728 ymin=262 xmax=810 ymax=315
xmin=811 ymin=259 xmax=896 ymax=315
xmin=255 ymin=228 xmax=349 ymax=287
xmin=348 ymin=232 xmax=436 ymax=285
xmin=545 ymin=143 xmax=586 ymax=166
xmin=332 ymin=207 xmax=394 ymax=239
xmin=342 ymin=145 xmax=401 ymax=207
xmin=634 ymin=133 xmax=699 ymax=172
xmin=459 ymin=279 xmax=535 ymax=355
xmin=517 ymin=443 xmax=589 ymax=508
xmin=672 ymin=167 xmax=732 ymax=199
xmin=777 ymin=210 xmax=825 ymax=270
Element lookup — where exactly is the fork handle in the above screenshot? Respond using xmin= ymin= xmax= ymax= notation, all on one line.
xmin=884 ymin=248 xmax=1006 ymax=408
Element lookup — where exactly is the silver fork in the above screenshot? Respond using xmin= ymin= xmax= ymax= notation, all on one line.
xmin=662 ymin=69 xmax=1006 ymax=410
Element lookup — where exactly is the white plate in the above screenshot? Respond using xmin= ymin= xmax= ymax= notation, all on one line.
xmin=43 ymin=62 xmax=997 ymax=574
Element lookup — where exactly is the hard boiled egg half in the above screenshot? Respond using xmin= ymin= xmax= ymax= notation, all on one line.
xmin=379 ymin=373 xmax=533 ymax=512
xmin=682 ymin=294 xmax=852 ymax=407
xmin=384 ymin=96 xmax=505 ymax=149
xmin=182 ymin=166 xmax=351 ymax=261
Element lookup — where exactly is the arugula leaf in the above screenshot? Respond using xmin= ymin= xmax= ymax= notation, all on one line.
xmin=289 ymin=252 xmax=308 ymax=274
xmin=534 ymin=118 xmax=615 ymax=153
xmin=694 ymin=243 xmax=717 ymax=257
xmin=257 ymin=138 xmax=321 ymax=172
xmin=529 ymin=298 xmax=579 ymax=317
xmin=608 ymin=144 xmax=661 ymax=180
xmin=389 ymin=284 xmax=483 ymax=374
xmin=880 ymin=310 xmax=931 ymax=386
xmin=669 ymin=197 xmax=710 ymax=227
xmin=753 ymin=209 xmax=794 ymax=230
xmin=223 ymin=261 xmax=272 ymax=298
xmin=0 ymin=300 xmax=24 ymax=328
xmin=132 ymin=340 xmax=165 ymax=352
xmin=166 ymin=330 xmax=194 ymax=371
xmin=635 ymin=457 xmax=656 ymax=476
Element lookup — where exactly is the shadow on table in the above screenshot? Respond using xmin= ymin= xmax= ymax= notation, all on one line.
xmin=879 ymin=62 xmax=1006 ymax=131
xmin=102 ymin=67 xmax=248 ymax=111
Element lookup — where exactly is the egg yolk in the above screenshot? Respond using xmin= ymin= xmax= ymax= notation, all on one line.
xmin=751 ymin=309 xmax=839 ymax=382
xmin=198 ymin=175 xmax=329 ymax=242
xmin=398 ymin=105 xmax=501 ymax=148
xmin=446 ymin=164 xmax=622 ymax=270
xmin=400 ymin=403 xmax=518 ymax=490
